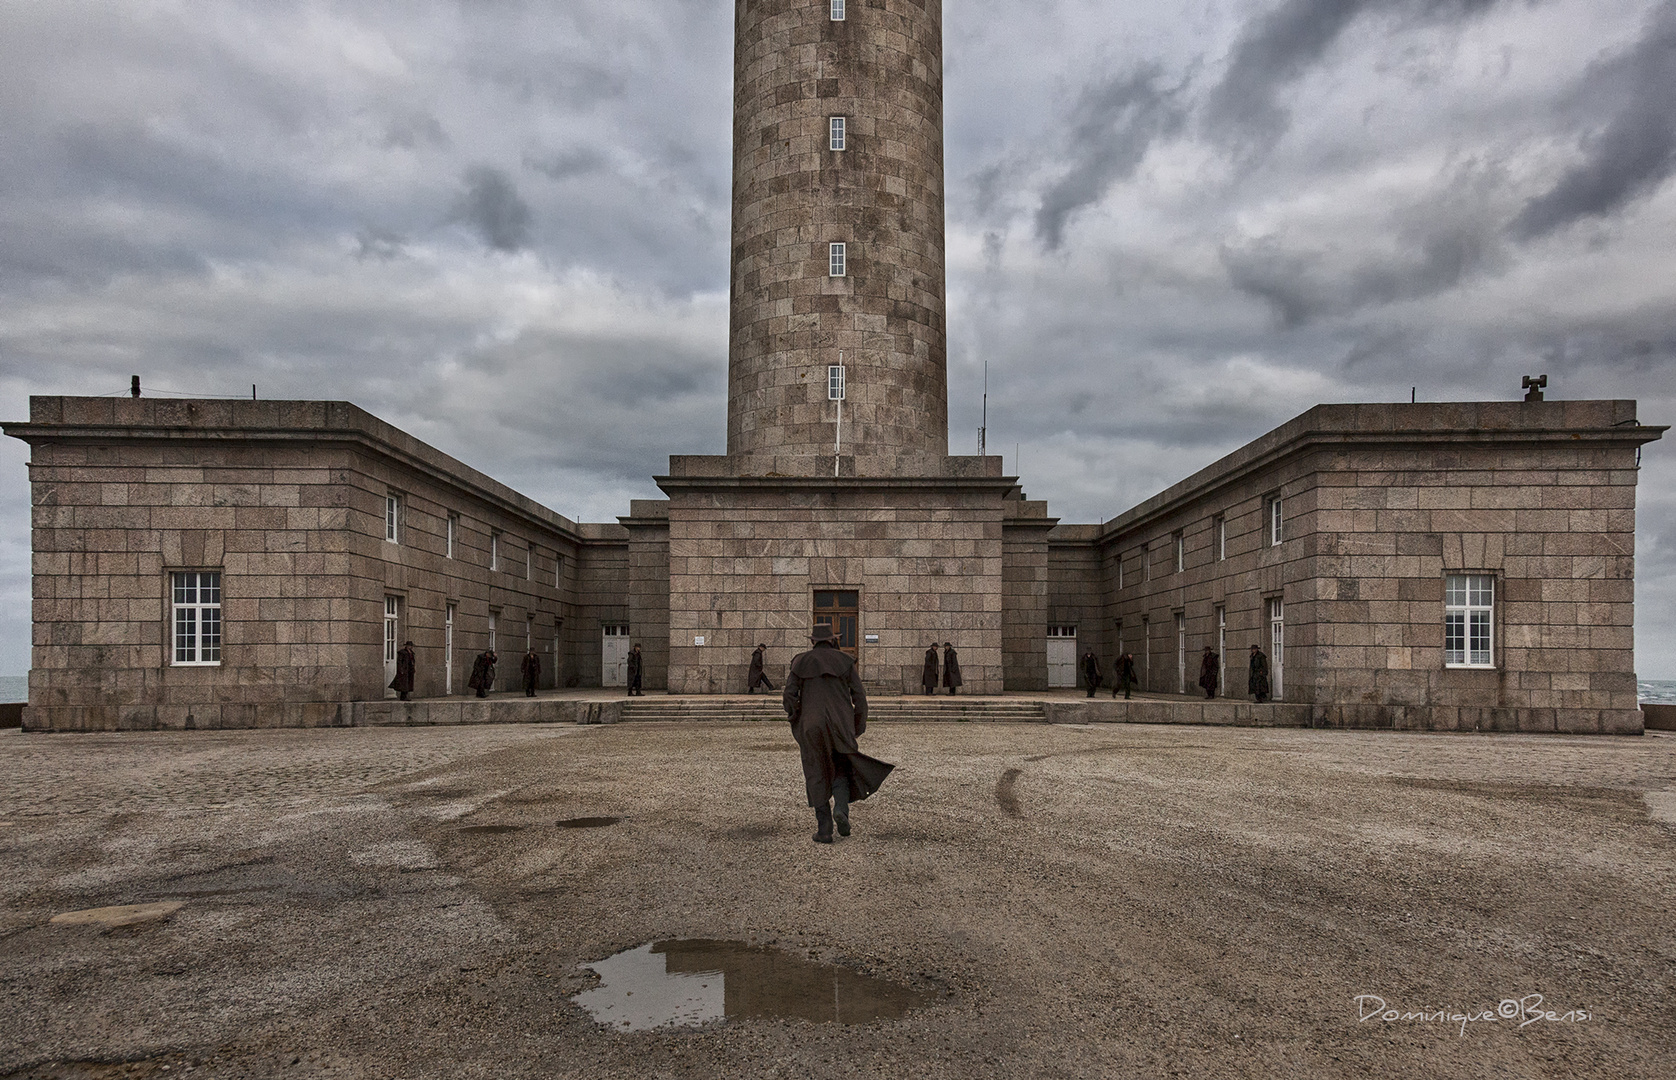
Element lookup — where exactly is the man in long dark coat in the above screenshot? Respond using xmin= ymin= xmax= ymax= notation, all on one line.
xmin=468 ymin=650 xmax=497 ymax=698
xmin=921 ymin=645 xmax=939 ymax=695
xmin=1248 ymin=644 xmax=1271 ymax=703
xmin=520 ymin=648 xmax=541 ymax=697
xmin=942 ymin=642 xmax=962 ymax=695
xmin=1198 ymin=646 xmax=1219 ymax=699
xmin=1113 ymin=652 xmax=1137 ymax=699
xmin=1081 ymin=648 xmax=1101 ymax=698
xmin=627 ymin=644 xmax=644 ymax=697
xmin=747 ymin=644 xmax=774 ymax=693
xmin=783 ymin=628 xmax=893 ymax=844
xmin=390 ymin=641 xmax=416 ymax=701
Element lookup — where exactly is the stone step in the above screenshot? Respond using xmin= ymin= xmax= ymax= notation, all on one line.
xmin=617 ymin=698 xmax=1047 ymax=724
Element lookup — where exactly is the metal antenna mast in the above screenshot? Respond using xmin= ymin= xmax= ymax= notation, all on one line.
xmin=979 ymin=361 xmax=987 ymax=456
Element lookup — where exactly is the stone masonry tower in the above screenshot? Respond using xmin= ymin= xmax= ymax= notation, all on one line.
xmin=727 ymin=0 xmax=948 ymax=471
xmin=639 ymin=0 xmax=1032 ymax=697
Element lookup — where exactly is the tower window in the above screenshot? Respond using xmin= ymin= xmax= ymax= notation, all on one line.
xmin=1445 ymin=575 xmax=1495 ymax=667
xmin=831 ymin=0 xmax=845 ymax=21
xmin=829 ymin=242 xmax=846 ymax=277
xmin=829 ymin=116 xmax=846 ymax=151
xmin=828 ymin=365 xmax=846 ymax=401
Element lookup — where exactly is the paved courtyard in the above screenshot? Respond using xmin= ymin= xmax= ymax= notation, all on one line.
xmin=1 ymin=720 xmax=1673 ymax=1078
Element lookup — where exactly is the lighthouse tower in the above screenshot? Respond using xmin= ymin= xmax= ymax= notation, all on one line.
xmin=726 ymin=0 xmax=949 ymax=471
xmin=642 ymin=0 xmax=1029 ymax=696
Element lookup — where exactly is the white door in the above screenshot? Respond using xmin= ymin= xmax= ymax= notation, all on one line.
xmin=1046 ymin=626 xmax=1076 ymax=688
xmin=1175 ymin=612 xmax=1186 ymax=693
xmin=384 ymin=596 xmax=399 ymax=696
xmin=444 ymin=604 xmax=456 ymax=695
xmin=1216 ymin=606 xmax=1226 ymax=692
xmin=1269 ymin=597 xmax=1285 ymax=701
xmin=602 ymin=625 xmax=629 ymax=687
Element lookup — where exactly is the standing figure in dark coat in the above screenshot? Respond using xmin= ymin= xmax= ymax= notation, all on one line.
xmin=1113 ymin=653 xmax=1137 ymax=699
xmin=468 ymin=650 xmax=497 ymax=698
xmin=942 ymin=643 xmax=963 ymax=695
xmin=921 ymin=645 xmax=940 ymax=695
xmin=783 ymin=628 xmax=893 ymax=844
xmin=520 ymin=648 xmax=541 ymax=697
xmin=1248 ymin=644 xmax=1271 ymax=703
xmin=747 ymin=644 xmax=774 ymax=693
xmin=1081 ymin=648 xmax=1101 ymax=698
xmin=1198 ymin=646 xmax=1219 ymax=699
xmin=390 ymin=641 xmax=416 ymax=701
xmin=627 ymin=644 xmax=644 ymax=697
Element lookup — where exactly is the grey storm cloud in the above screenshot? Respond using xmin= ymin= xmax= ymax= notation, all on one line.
xmin=1203 ymin=0 xmax=1507 ymax=145
xmin=1034 ymin=67 xmax=1186 ymax=249
xmin=1513 ymin=0 xmax=1676 ymax=239
xmin=455 ymin=165 xmax=533 ymax=251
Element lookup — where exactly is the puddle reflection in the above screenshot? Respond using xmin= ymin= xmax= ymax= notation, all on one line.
xmin=572 ymin=939 xmax=931 ymax=1031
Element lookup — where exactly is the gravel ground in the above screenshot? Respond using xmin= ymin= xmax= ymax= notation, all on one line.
xmin=1 ymin=721 xmax=1673 ymax=1079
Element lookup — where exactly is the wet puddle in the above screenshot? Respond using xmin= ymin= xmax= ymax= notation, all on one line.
xmin=571 ymin=939 xmax=932 ymax=1031
xmin=558 ymin=816 xmax=621 ymax=829
xmin=458 ymin=825 xmax=524 ymax=835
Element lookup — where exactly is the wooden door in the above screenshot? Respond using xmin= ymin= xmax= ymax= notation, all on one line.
xmin=812 ymin=590 xmax=860 ymax=661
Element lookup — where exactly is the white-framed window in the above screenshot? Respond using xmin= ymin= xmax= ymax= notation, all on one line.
xmin=555 ymin=553 xmax=566 ymax=588
xmin=172 ymin=571 xmax=222 ymax=665
xmin=490 ymin=530 xmax=500 ymax=572
xmin=1267 ymin=494 xmax=1283 ymax=546
xmin=1142 ymin=543 xmax=1151 ymax=582
xmin=446 ymin=513 xmax=457 ymax=559
xmin=525 ymin=543 xmax=532 ymax=580
xmin=1216 ymin=605 xmax=1227 ymax=691
xmin=385 ymin=494 xmax=401 ymax=543
xmin=489 ymin=609 xmax=499 ymax=654
xmin=828 ymin=364 xmax=846 ymax=401
xmin=831 ymin=0 xmax=845 ymax=20
xmin=1175 ymin=611 xmax=1186 ymax=693
xmin=1174 ymin=531 xmax=1184 ymax=573
xmin=526 ymin=613 xmax=535 ymax=652
xmin=1445 ymin=575 xmax=1495 ymax=668
xmin=1117 ymin=555 xmax=1124 ymax=590
xmin=829 ymin=116 xmax=846 ymax=151
xmin=829 ymin=242 xmax=846 ymax=277
xmin=1215 ymin=516 xmax=1226 ymax=561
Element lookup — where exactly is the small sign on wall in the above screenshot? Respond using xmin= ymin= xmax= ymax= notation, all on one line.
xmin=694 ymin=636 xmax=705 ymax=646
xmin=864 ymin=634 xmax=879 ymax=644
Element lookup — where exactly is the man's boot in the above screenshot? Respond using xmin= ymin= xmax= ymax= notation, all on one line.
xmin=813 ymin=807 xmax=834 ymax=844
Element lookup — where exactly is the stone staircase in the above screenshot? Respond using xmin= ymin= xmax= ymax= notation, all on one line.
xmin=617 ymin=696 xmax=1046 ymax=724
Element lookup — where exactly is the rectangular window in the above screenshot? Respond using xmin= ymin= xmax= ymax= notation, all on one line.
xmin=1269 ymin=597 xmax=1285 ymax=700
xmin=829 ymin=116 xmax=846 ymax=151
xmin=525 ymin=543 xmax=531 ymax=580
xmin=385 ymin=494 xmax=401 ymax=543
xmin=1143 ymin=543 xmax=1151 ymax=582
xmin=1174 ymin=531 xmax=1184 ymax=573
xmin=1216 ymin=605 xmax=1227 ymax=691
xmin=172 ymin=571 xmax=222 ymax=665
xmin=490 ymin=530 xmax=500 ymax=572
xmin=1175 ymin=611 xmax=1186 ymax=693
xmin=831 ymin=0 xmax=845 ymax=20
xmin=384 ymin=595 xmax=399 ymax=666
xmin=1215 ymin=516 xmax=1226 ymax=560
xmin=488 ymin=609 xmax=499 ymax=655
xmin=828 ymin=364 xmax=845 ymax=401
xmin=829 ymin=242 xmax=846 ymax=277
xmin=555 ymin=552 xmax=565 ymax=588
xmin=1445 ymin=575 xmax=1495 ymax=667
xmin=1117 ymin=555 xmax=1124 ymax=591
xmin=446 ymin=513 xmax=457 ymax=559
xmin=1267 ymin=495 xmax=1283 ymax=546
xmin=445 ymin=603 xmax=456 ymax=695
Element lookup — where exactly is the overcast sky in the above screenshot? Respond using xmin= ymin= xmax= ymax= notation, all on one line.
xmin=2 ymin=0 xmax=1674 ymax=678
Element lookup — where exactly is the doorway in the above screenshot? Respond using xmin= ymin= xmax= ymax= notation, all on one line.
xmin=602 ymin=624 xmax=630 ymax=687
xmin=445 ymin=603 xmax=456 ymax=695
xmin=1268 ymin=597 xmax=1285 ymax=701
xmin=812 ymin=590 xmax=860 ymax=660
xmin=1046 ymin=626 xmax=1076 ymax=688
xmin=383 ymin=595 xmax=399 ymax=697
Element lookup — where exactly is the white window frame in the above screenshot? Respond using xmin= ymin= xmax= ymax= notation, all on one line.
xmin=1215 ymin=516 xmax=1226 ymax=561
xmin=831 ymin=0 xmax=845 ymax=21
xmin=1174 ymin=531 xmax=1184 ymax=573
xmin=1445 ymin=575 xmax=1495 ymax=668
xmin=829 ymin=242 xmax=846 ymax=277
xmin=526 ymin=613 xmax=535 ymax=652
xmin=1142 ymin=543 xmax=1151 ymax=582
xmin=385 ymin=494 xmax=401 ymax=543
xmin=488 ymin=609 xmax=499 ymax=655
xmin=1267 ymin=495 xmax=1283 ymax=546
xmin=829 ymin=116 xmax=846 ymax=151
xmin=1216 ymin=605 xmax=1226 ymax=692
xmin=490 ymin=530 xmax=500 ymax=572
xmin=384 ymin=594 xmax=399 ymax=666
xmin=828 ymin=364 xmax=846 ymax=401
xmin=555 ymin=553 xmax=565 ymax=588
xmin=1175 ymin=611 xmax=1186 ymax=694
xmin=525 ymin=542 xmax=532 ymax=581
xmin=446 ymin=513 xmax=457 ymax=559
xmin=1268 ymin=597 xmax=1285 ymax=700
xmin=1117 ymin=555 xmax=1124 ymax=590
xmin=172 ymin=571 xmax=223 ymax=665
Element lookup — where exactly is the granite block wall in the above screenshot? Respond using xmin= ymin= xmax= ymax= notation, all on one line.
xmin=10 ymin=397 xmax=612 ymax=730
